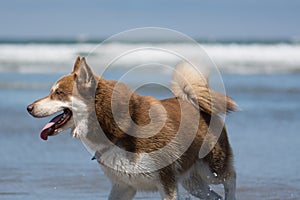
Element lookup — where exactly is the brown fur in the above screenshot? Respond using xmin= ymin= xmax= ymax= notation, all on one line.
xmin=28 ymin=56 xmax=237 ymax=199
xmin=92 ymin=73 xmax=233 ymax=179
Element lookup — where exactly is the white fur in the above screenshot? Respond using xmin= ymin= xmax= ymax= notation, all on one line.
xmin=51 ymin=82 xmax=60 ymax=92
xmin=70 ymin=97 xmax=89 ymax=138
xmin=32 ymin=97 xmax=71 ymax=117
xmin=171 ymin=61 xmax=208 ymax=108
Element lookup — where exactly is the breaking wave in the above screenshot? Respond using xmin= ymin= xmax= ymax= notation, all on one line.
xmin=0 ymin=42 xmax=299 ymax=74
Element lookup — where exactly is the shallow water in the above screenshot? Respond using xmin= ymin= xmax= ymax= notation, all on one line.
xmin=1 ymin=73 xmax=300 ymax=199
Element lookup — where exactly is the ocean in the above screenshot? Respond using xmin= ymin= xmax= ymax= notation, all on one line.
xmin=0 ymin=40 xmax=300 ymax=199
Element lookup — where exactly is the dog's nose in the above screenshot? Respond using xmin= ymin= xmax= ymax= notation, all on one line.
xmin=27 ymin=104 xmax=34 ymax=113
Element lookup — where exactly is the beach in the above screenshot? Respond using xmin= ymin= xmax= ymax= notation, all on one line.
xmin=1 ymin=41 xmax=300 ymax=199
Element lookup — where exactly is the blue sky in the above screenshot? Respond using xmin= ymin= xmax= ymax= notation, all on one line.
xmin=0 ymin=0 xmax=299 ymax=39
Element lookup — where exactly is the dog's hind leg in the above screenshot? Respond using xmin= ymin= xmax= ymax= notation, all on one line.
xmin=181 ymin=160 xmax=223 ymax=200
xmin=158 ymin=169 xmax=178 ymax=200
xmin=181 ymin=174 xmax=223 ymax=200
xmin=108 ymin=184 xmax=136 ymax=200
xmin=158 ymin=186 xmax=178 ymax=200
xmin=223 ymin=170 xmax=236 ymax=200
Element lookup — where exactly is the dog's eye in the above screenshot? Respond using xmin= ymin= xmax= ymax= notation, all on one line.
xmin=55 ymin=90 xmax=62 ymax=95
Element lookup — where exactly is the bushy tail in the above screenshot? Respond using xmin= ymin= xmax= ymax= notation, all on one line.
xmin=171 ymin=61 xmax=239 ymax=115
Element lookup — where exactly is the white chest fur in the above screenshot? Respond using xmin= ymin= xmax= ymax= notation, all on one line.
xmin=96 ymin=146 xmax=161 ymax=191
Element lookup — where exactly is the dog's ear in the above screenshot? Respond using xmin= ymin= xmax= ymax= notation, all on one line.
xmin=74 ymin=57 xmax=95 ymax=88
xmin=73 ymin=56 xmax=81 ymax=73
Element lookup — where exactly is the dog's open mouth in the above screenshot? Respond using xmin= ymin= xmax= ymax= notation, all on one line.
xmin=40 ymin=109 xmax=72 ymax=140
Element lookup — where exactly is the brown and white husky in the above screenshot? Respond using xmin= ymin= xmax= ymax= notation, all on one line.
xmin=27 ymin=56 xmax=238 ymax=200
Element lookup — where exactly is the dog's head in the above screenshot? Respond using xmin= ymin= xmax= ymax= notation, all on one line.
xmin=27 ymin=56 xmax=96 ymax=140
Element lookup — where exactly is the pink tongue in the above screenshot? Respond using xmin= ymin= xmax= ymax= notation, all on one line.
xmin=40 ymin=122 xmax=55 ymax=140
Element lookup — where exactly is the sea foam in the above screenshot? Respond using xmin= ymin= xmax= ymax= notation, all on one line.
xmin=0 ymin=42 xmax=299 ymax=74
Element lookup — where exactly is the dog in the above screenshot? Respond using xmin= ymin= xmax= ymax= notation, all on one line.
xmin=27 ymin=56 xmax=238 ymax=200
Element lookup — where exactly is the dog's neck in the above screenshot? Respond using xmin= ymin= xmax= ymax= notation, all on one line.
xmin=94 ymin=77 xmax=135 ymax=146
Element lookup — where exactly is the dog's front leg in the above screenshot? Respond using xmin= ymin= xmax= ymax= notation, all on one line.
xmin=108 ymin=184 xmax=136 ymax=200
